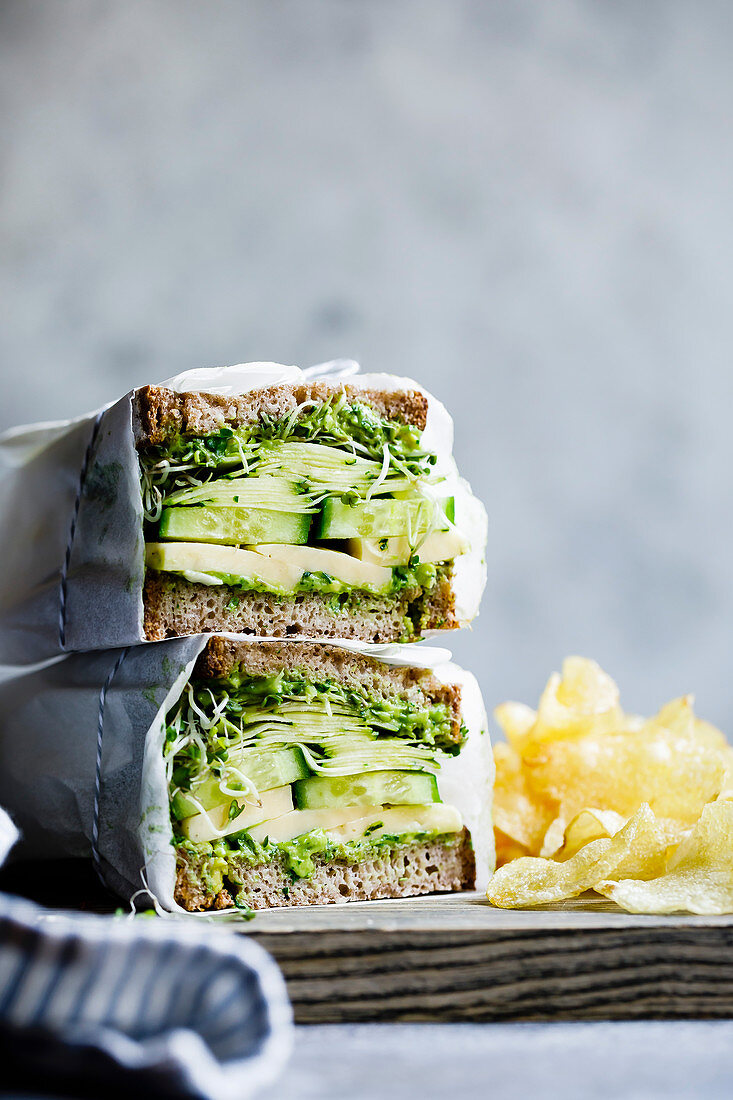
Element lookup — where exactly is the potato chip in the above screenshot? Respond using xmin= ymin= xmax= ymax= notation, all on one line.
xmin=493 ymin=659 xmax=730 ymax=861
xmin=487 ymin=839 xmax=613 ymax=908
xmin=646 ymin=695 xmax=724 ymax=747
xmin=492 ymin=741 xmax=557 ymax=860
xmin=598 ymin=800 xmax=733 ymax=915
xmin=520 ymin=657 xmax=623 ymax=751
xmin=523 ymin=723 xmax=728 ymax=827
xmin=549 ymin=808 xmax=628 ymax=860
xmin=494 ymin=828 xmax=529 ymax=867
xmin=487 ymin=805 xmax=671 ymax=908
xmin=489 ymin=657 xmax=733 ymax=914
xmin=494 ymin=700 xmax=537 ymax=753
xmin=538 ymin=815 xmax=568 ymax=859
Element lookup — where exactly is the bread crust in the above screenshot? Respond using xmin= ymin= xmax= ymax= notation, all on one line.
xmin=194 ymin=637 xmax=463 ymax=743
xmin=175 ymin=830 xmax=475 ymax=912
xmin=134 ymin=380 xmax=429 ymax=449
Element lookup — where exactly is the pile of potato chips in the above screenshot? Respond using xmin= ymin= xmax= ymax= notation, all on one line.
xmin=488 ymin=657 xmax=733 ymax=914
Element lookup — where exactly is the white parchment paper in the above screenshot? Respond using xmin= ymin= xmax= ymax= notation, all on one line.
xmin=0 ymin=635 xmax=494 ymax=911
xmin=0 ymin=362 xmax=487 ymax=665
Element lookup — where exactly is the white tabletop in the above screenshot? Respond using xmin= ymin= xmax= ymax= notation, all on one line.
xmin=263 ymin=1021 xmax=733 ymax=1100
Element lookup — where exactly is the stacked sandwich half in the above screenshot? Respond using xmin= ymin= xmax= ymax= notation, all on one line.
xmin=136 ymin=367 xmax=491 ymax=911
xmin=170 ymin=638 xmax=490 ymax=911
xmin=136 ymin=373 xmax=486 ymax=643
xmin=0 ymin=361 xmax=492 ymax=913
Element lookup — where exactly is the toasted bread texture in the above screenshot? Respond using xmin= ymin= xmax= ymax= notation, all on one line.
xmin=194 ymin=636 xmax=463 ymax=744
xmin=175 ymin=830 xmax=475 ymax=911
xmin=142 ymin=566 xmax=458 ymax=645
xmin=134 ymin=380 xmax=429 ymax=449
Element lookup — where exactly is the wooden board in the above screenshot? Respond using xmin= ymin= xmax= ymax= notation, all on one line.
xmin=4 ymin=861 xmax=733 ymax=1023
xmin=248 ymin=891 xmax=733 ymax=1023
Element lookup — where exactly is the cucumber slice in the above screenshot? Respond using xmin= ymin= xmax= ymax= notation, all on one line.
xmin=171 ymin=746 xmax=309 ymax=819
xmin=164 ymin=474 xmax=316 ymax=513
xmin=237 ymin=744 xmax=310 ymax=790
xmin=316 ymin=497 xmax=440 ymax=540
xmin=293 ymin=769 xmax=440 ymax=810
xmin=159 ymin=506 xmax=310 ymax=546
xmin=255 ymin=441 xmax=414 ymax=496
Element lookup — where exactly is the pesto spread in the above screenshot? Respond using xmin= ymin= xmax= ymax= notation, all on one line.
xmin=177 ymin=826 xmax=464 ymax=895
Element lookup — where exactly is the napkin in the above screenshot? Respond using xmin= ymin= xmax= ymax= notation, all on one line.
xmin=0 ymin=808 xmax=293 ymax=1099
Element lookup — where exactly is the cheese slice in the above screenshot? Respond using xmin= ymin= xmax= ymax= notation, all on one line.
xmin=147 ymin=540 xmax=394 ymax=592
xmin=246 ymin=804 xmax=382 ymax=845
xmin=326 ymin=803 xmax=463 ymax=843
xmin=146 ymin=542 xmax=303 ymax=590
xmin=180 ymin=784 xmax=293 ymax=843
xmin=250 ymin=544 xmax=393 ymax=591
xmin=347 ymin=529 xmax=470 ymax=568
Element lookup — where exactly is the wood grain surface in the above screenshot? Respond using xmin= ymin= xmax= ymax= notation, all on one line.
xmin=4 ymin=860 xmax=733 ymax=1024
xmin=249 ymin=892 xmax=733 ymax=1023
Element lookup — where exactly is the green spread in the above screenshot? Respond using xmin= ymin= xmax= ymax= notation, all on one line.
xmin=212 ymin=667 xmax=460 ymax=748
xmin=189 ymin=564 xmax=435 ymax=597
xmin=178 ymin=827 xmax=463 ymax=890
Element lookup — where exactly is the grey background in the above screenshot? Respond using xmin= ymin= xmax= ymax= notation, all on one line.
xmin=1 ymin=0 xmax=732 ymax=730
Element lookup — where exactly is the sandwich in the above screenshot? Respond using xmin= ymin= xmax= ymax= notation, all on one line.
xmin=169 ymin=637 xmax=493 ymax=911
xmin=0 ymin=360 xmax=487 ymax=662
xmin=136 ymin=369 xmax=486 ymax=644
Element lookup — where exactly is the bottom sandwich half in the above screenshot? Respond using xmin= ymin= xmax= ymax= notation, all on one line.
xmin=166 ymin=638 xmax=494 ymax=911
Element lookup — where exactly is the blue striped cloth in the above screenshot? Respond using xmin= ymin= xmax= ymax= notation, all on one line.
xmin=0 ymin=810 xmax=292 ymax=1098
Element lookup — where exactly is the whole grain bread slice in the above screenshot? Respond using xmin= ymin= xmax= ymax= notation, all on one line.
xmin=142 ymin=566 xmax=458 ymax=646
xmin=134 ymin=380 xmax=429 ymax=449
xmin=175 ymin=830 xmax=475 ymax=912
xmin=194 ymin=636 xmax=463 ymax=744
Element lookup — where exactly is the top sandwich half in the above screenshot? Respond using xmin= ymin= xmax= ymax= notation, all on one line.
xmin=136 ymin=371 xmax=487 ymax=644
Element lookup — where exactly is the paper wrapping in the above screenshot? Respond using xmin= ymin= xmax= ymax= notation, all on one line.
xmin=0 ymin=635 xmax=494 ymax=910
xmin=0 ymin=361 xmax=488 ymax=665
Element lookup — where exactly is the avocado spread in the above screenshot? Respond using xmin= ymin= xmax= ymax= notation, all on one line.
xmin=177 ymin=827 xmax=464 ymax=890
xmin=182 ymin=560 xmax=436 ymax=598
